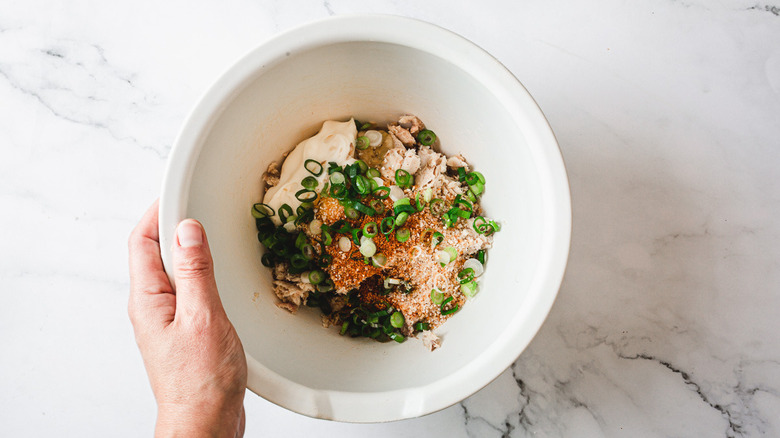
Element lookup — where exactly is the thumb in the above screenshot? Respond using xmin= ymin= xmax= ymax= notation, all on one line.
xmin=172 ymin=219 xmax=223 ymax=315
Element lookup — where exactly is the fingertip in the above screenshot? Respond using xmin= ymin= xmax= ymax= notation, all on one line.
xmin=176 ymin=219 xmax=204 ymax=248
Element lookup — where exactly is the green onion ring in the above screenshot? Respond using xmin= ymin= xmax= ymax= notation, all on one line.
xmin=330 ymin=171 xmax=345 ymax=185
xmin=372 ymin=186 xmax=390 ymax=199
xmin=304 ymin=159 xmax=323 ymax=176
xmin=356 ymin=136 xmax=370 ymax=150
xmin=380 ymin=217 xmax=395 ymax=235
xmin=395 ymin=227 xmax=411 ymax=243
xmin=458 ymin=267 xmax=475 ymax=284
xmin=344 ymin=206 xmax=360 ymax=220
xmin=308 ymin=270 xmax=325 ymax=285
xmin=395 ymin=212 xmax=409 ymax=227
xmin=430 ymin=289 xmax=445 ymax=305
xmin=329 ymin=183 xmax=347 ymax=199
xmin=301 ymin=176 xmax=318 ymax=189
xmin=395 ymin=169 xmax=412 ymax=188
xmin=290 ymin=254 xmax=308 ymax=269
xmin=363 ymin=222 xmax=378 ymax=238
xmin=295 ymin=189 xmax=317 ymax=203
xmin=417 ymin=129 xmax=436 ymax=146
xmin=354 ymin=175 xmax=371 ymax=195
xmin=355 ymin=160 xmax=368 ymax=174
xmin=251 ymin=203 xmax=275 ymax=218
xmin=390 ymin=312 xmax=405 ymax=328
xmin=261 ymin=253 xmax=274 ymax=267
xmin=278 ymin=204 xmax=293 ymax=223
xmin=429 ymin=198 xmax=447 ymax=216
xmin=369 ymin=199 xmax=386 ymax=214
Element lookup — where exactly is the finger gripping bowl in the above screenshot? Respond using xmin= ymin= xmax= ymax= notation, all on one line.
xmin=160 ymin=15 xmax=571 ymax=423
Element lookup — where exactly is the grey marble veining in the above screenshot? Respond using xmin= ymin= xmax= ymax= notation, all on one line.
xmin=1 ymin=0 xmax=778 ymax=436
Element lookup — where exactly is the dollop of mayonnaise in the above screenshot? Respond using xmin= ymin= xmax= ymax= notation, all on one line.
xmin=264 ymin=119 xmax=357 ymax=225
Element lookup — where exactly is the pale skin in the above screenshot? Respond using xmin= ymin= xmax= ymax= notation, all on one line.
xmin=128 ymin=201 xmax=247 ymax=437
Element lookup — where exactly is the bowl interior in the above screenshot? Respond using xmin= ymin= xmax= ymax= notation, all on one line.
xmin=173 ymin=26 xmax=567 ymax=421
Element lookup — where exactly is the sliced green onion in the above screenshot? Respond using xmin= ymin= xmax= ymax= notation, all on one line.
xmin=295 ymin=232 xmax=307 ymax=250
xmin=380 ymin=217 xmax=395 ymax=235
xmin=395 ymin=228 xmax=411 ymax=243
xmin=415 ymin=192 xmax=425 ymax=211
xmin=393 ymin=197 xmax=410 ymax=208
xmin=327 ymin=162 xmax=341 ymax=174
xmin=351 ymin=201 xmax=376 ymax=216
xmin=360 ymin=238 xmax=376 ymax=257
xmin=441 ymin=304 xmax=459 ymax=316
xmin=308 ymin=270 xmax=325 ymax=285
xmin=321 ymin=230 xmax=332 ymax=245
xmin=417 ymin=129 xmax=436 ymax=146
xmin=429 ymin=198 xmax=447 ymax=216
xmin=345 ymin=163 xmax=359 ymax=179
xmin=444 ymin=246 xmax=458 ymax=262
xmin=251 ymin=203 xmax=275 ymax=219
xmin=372 ymin=253 xmax=387 ymax=267
xmin=461 ymin=281 xmax=478 ymax=298
xmin=390 ymin=312 xmax=405 ymax=328
xmin=458 ymin=267 xmax=475 ymax=284
xmin=373 ymin=186 xmax=390 ymax=199
xmin=363 ymin=222 xmax=378 ymax=238
xmin=369 ymin=198 xmax=386 ymax=214
xmin=431 ymin=232 xmax=444 ymax=247
xmin=388 ymin=332 xmax=405 ymax=343
xmin=474 ymin=216 xmax=499 ymax=235
xmin=448 ymin=206 xmax=471 ymax=219
xmin=304 ymin=159 xmax=323 ymax=176
xmin=329 ymin=183 xmax=347 ymax=199
xmin=395 ymin=212 xmax=409 ymax=227
xmin=394 ymin=204 xmax=416 ymax=216
xmin=317 ymin=279 xmax=334 ymax=292
xmin=355 ymin=160 xmax=368 ymax=174
xmin=301 ymin=176 xmax=318 ymax=189
xmin=430 ymin=289 xmax=445 ymax=305
xmin=340 ymin=321 xmax=349 ymax=335
xmin=413 ymin=322 xmax=430 ymax=331
xmin=470 ymin=181 xmax=485 ymax=196
xmin=351 ymin=228 xmax=361 ymax=245
xmin=278 ymin=204 xmax=293 ymax=223
xmin=366 ymin=168 xmax=381 ymax=178
xmin=290 ymin=253 xmax=308 ymax=269
xmin=476 ymin=250 xmax=485 ymax=264
xmin=301 ymin=244 xmax=315 ymax=260
xmin=344 ymin=206 xmax=360 ymax=220
xmin=356 ymin=136 xmax=370 ymax=150
xmin=457 ymin=167 xmax=467 ymax=182
xmin=423 ymin=188 xmax=433 ymax=203
xmin=330 ymin=171 xmax=345 ymax=185
xmin=261 ymin=253 xmax=274 ymax=267
xmin=395 ymin=169 xmax=412 ymax=188
xmin=354 ymin=175 xmax=371 ymax=195
xmin=295 ymin=189 xmax=317 ymax=202
xmin=440 ymin=296 xmax=459 ymax=315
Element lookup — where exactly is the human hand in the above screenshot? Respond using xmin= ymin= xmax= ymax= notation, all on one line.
xmin=128 ymin=200 xmax=247 ymax=437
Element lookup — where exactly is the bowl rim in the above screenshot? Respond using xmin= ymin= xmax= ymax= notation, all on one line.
xmin=160 ymin=14 xmax=571 ymax=423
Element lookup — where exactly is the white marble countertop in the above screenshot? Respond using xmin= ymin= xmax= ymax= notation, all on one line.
xmin=2 ymin=0 xmax=779 ymax=436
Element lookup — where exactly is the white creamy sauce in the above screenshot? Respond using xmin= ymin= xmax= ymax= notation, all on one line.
xmin=264 ymin=119 xmax=357 ymax=225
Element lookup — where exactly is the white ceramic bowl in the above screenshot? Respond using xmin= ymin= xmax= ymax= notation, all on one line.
xmin=160 ymin=15 xmax=570 ymax=423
